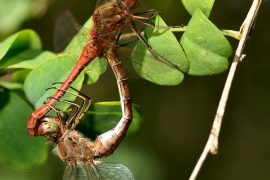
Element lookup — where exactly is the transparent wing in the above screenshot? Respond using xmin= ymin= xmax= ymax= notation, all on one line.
xmin=63 ymin=165 xmax=77 ymax=180
xmin=63 ymin=164 xmax=105 ymax=180
xmin=95 ymin=161 xmax=135 ymax=180
xmin=95 ymin=0 xmax=114 ymax=9
xmin=53 ymin=9 xmax=107 ymax=84
xmin=54 ymin=10 xmax=83 ymax=53
xmin=62 ymin=163 xmax=134 ymax=180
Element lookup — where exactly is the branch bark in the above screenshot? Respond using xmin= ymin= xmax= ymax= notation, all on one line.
xmin=189 ymin=0 xmax=264 ymax=179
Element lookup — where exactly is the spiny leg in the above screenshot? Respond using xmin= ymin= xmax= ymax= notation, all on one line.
xmin=47 ymin=96 xmax=80 ymax=127
xmin=117 ymin=9 xmax=161 ymax=47
xmin=118 ymin=9 xmax=183 ymax=48
xmin=46 ymin=84 xmax=92 ymax=129
xmin=133 ymin=17 xmax=183 ymax=29
xmin=50 ymin=82 xmax=92 ymax=130
xmin=46 ymin=87 xmax=82 ymax=125
xmin=132 ymin=9 xmax=164 ymax=17
xmin=47 ymin=84 xmax=90 ymax=118
xmin=132 ymin=9 xmax=183 ymax=29
xmin=128 ymin=21 xmax=185 ymax=73
xmin=47 ymin=88 xmax=92 ymax=129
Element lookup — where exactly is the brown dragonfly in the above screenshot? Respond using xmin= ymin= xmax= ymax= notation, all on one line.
xmin=37 ymin=87 xmax=135 ymax=180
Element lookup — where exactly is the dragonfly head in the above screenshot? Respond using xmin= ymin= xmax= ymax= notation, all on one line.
xmin=36 ymin=117 xmax=61 ymax=137
xmin=123 ymin=0 xmax=140 ymax=10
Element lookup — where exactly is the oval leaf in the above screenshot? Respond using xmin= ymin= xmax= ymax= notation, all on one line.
xmin=0 ymin=81 xmax=22 ymax=90
xmin=182 ymin=0 xmax=215 ymax=17
xmin=132 ymin=16 xmax=189 ymax=85
xmin=0 ymin=29 xmax=41 ymax=62
xmin=77 ymin=102 xmax=143 ymax=138
xmin=180 ymin=9 xmax=232 ymax=75
xmin=0 ymin=50 xmax=55 ymax=69
xmin=12 ymin=69 xmax=32 ymax=84
xmin=24 ymin=54 xmax=84 ymax=110
xmin=84 ymin=57 xmax=108 ymax=84
xmin=0 ymin=89 xmax=47 ymax=170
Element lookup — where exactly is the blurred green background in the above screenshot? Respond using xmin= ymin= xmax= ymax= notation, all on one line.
xmin=1 ymin=0 xmax=270 ymax=179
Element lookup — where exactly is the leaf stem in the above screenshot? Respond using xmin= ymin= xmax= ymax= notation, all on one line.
xmin=169 ymin=26 xmax=186 ymax=32
xmin=171 ymin=25 xmax=240 ymax=40
xmin=220 ymin=29 xmax=241 ymax=40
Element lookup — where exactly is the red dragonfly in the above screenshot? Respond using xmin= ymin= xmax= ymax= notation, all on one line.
xmin=28 ymin=0 xmax=184 ymax=144
xmin=37 ymin=88 xmax=135 ymax=180
xmin=28 ymin=0 xmax=146 ymax=134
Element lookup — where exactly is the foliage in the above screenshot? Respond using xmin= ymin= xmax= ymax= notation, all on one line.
xmin=0 ymin=0 xmax=235 ymax=171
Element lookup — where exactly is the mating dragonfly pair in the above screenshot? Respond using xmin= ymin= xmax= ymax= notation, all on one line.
xmin=36 ymin=85 xmax=134 ymax=179
xmin=28 ymin=0 xmax=183 ymax=179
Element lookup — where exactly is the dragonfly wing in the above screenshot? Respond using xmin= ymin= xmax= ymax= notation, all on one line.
xmin=63 ymin=165 xmax=77 ymax=180
xmin=94 ymin=161 xmax=135 ymax=180
xmin=54 ymin=10 xmax=83 ymax=53
xmin=63 ymin=164 xmax=99 ymax=180
xmin=95 ymin=0 xmax=113 ymax=9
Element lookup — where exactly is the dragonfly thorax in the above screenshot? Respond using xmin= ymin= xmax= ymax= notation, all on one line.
xmin=56 ymin=131 xmax=96 ymax=165
xmin=121 ymin=0 xmax=140 ymax=9
xmin=92 ymin=0 xmax=133 ymax=54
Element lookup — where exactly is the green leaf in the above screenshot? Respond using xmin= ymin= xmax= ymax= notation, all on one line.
xmin=84 ymin=57 xmax=108 ymax=84
xmin=0 ymin=0 xmax=32 ymax=34
xmin=180 ymin=9 xmax=232 ymax=75
xmin=132 ymin=16 xmax=189 ymax=85
xmin=77 ymin=102 xmax=143 ymax=138
xmin=12 ymin=69 xmax=32 ymax=84
xmin=0 ymin=81 xmax=22 ymax=90
xmin=24 ymin=54 xmax=84 ymax=110
xmin=0 ymin=89 xmax=47 ymax=170
xmin=0 ymin=50 xmax=55 ymax=69
xmin=182 ymin=0 xmax=215 ymax=17
xmin=0 ymin=0 xmax=51 ymax=35
xmin=0 ymin=29 xmax=41 ymax=61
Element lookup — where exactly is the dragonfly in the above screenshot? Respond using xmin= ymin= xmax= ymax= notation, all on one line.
xmin=28 ymin=0 xmax=183 ymax=155
xmin=36 ymin=87 xmax=135 ymax=180
xmin=41 ymin=46 xmax=132 ymax=158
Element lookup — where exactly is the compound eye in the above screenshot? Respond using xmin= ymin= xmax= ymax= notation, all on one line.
xmin=37 ymin=122 xmax=59 ymax=137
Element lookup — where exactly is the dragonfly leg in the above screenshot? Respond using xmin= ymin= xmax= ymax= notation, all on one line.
xmin=128 ymin=21 xmax=185 ymax=73
xmin=132 ymin=9 xmax=164 ymax=18
xmin=46 ymin=85 xmax=92 ymax=130
xmin=119 ymin=9 xmax=183 ymax=49
xmin=47 ymin=96 xmax=80 ymax=127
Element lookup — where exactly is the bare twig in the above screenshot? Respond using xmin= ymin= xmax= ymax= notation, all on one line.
xmin=189 ymin=1 xmax=264 ymax=179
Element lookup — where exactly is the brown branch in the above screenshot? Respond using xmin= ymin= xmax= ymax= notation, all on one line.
xmin=189 ymin=0 xmax=264 ymax=179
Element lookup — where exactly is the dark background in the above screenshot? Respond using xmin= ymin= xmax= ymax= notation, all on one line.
xmin=1 ymin=0 xmax=270 ymax=179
